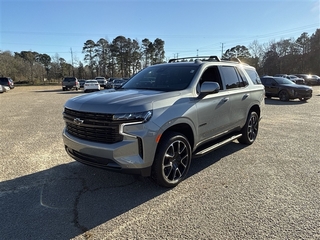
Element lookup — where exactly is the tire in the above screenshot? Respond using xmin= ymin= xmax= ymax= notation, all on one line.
xmin=152 ymin=132 xmax=192 ymax=188
xmin=279 ymin=90 xmax=289 ymax=101
xmin=238 ymin=111 xmax=259 ymax=145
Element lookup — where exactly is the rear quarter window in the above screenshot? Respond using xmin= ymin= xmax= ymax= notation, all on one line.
xmin=245 ymin=68 xmax=261 ymax=84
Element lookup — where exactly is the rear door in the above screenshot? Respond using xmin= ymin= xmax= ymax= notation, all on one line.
xmin=218 ymin=66 xmax=251 ymax=129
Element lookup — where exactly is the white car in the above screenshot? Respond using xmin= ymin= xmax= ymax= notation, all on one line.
xmin=2 ymin=85 xmax=10 ymax=92
xmin=84 ymin=80 xmax=100 ymax=93
xmin=0 ymin=84 xmax=6 ymax=93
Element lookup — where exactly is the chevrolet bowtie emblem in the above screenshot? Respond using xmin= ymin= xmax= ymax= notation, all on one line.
xmin=73 ymin=118 xmax=84 ymax=125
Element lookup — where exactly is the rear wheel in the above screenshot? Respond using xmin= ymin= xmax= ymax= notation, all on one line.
xmin=238 ymin=111 xmax=259 ymax=145
xmin=279 ymin=90 xmax=289 ymax=101
xmin=152 ymin=132 xmax=192 ymax=188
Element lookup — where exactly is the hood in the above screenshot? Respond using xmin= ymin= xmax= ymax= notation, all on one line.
xmin=65 ymin=89 xmax=181 ymax=113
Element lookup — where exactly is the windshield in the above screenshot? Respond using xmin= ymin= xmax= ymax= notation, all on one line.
xmin=274 ymin=77 xmax=295 ymax=84
xmin=122 ymin=64 xmax=199 ymax=91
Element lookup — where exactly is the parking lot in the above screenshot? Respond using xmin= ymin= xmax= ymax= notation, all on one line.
xmin=0 ymin=86 xmax=319 ymax=239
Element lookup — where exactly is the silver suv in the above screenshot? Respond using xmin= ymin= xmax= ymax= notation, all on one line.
xmin=62 ymin=56 xmax=265 ymax=187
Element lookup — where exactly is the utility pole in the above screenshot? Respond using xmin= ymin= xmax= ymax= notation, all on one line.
xmin=221 ymin=43 xmax=224 ymax=58
xmin=70 ymin=48 xmax=75 ymax=76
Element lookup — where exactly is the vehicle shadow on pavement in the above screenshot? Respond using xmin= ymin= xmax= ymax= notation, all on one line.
xmin=33 ymin=89 xmax=84 ymax=94
xmin=0 ymin=143 xmax=242 ymax=239
xmin=33 ymin=89 xmax=62 ymax=93
xmin=57 ymin=91 xmax=84 ymax=94
xmin=0 ymin=162 xmax=166 ymax=239
xmin=188 ymin=141 xmax=245 ymax=177
xmin=264 ymin=98 xmax=308 ymax=105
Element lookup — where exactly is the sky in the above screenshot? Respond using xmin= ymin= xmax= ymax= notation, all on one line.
xmin=0 ymin=0 xmax=319 ymax=65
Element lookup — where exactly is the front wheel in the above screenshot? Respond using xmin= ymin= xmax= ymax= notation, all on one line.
xmin=152 ymin=132 xmax=192 ymax=188
xmin=279 ymin=90 xmax=289 ymax=101
xmin=238 ymin=111 xmax=259 ymax=145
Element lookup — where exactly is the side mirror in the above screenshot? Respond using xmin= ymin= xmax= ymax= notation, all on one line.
xmin=198 ymin=82 xmax=220 ymax=98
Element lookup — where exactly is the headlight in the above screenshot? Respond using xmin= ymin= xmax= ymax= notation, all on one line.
xmin=113 ymin=110 xmax=152 ymax=123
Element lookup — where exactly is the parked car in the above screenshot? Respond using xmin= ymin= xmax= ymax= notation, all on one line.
xmin=274 ymin=74 xmax=305 ymax=85
xmin=112 ymin=78 xmax=129 ymax=89
xmin=78 ymin=79 xmax=86 ymax=89
xmin=294 ymin=74 xmax=320 ymax=85
xmin=286 ymin=75 xmax=305 ymax=84
xmin=311 ymin=75 xmax=320 ymax=84
xmin=95 ymin=77 xmax=107 ymax=89
xmin=261 ymin=76 xmax=312 ymax=101
xmin=62 ymin=77 xmax=80 ymax=91
xmin=0 ymin=84 xmax=6 ymax=93
xmin=84 ymin=79 xmax=100 ymax=93
xmin=105 ymin=78 xmax=118 ymax=89
xmin=105 ymin=78 xmax=124 ymax=89
xmin=62 ymin=55 xmax=265 ymax=187
xmin=0 ymin=77 xmax=14 ymax=89
xmin=105 ymin=79 xmax=113 ymax=89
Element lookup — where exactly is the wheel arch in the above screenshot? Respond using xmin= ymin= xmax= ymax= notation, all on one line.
xmin=249 ymin=104 xmax=261 ymax=118
xmin=159 ymin=123 xmax=195 ymax=150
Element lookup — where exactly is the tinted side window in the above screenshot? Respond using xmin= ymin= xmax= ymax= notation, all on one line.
xmin=245 ymin=68 xmax=261 ymax=84
xmin=236 ymin=67 xmax=249 ymax=87
xmin=0 ymin=78 xmax=9 ymax=84
xmin=262 ymin=78 xmax=274 ymax=85
xmin=200 ymin=66 xmax=223 ymax=89
xmin=220 ymin=66 xmax=243 ymax=89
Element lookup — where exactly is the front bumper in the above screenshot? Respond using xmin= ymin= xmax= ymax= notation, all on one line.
xmin=289 ymin=88 xmax=312 ymax=99
xmin=62 ymin=128 xmax=154 ymax=176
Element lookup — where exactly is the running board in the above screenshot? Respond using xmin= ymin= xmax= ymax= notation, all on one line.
xmin=193 ymin=133 xmax=242 ymax=157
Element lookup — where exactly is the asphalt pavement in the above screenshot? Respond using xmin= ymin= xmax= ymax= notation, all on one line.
xmin=0 ymin=85 xmax=319 ymax=239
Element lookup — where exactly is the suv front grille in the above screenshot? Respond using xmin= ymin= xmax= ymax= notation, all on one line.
xmin=63 ymin=108 xmax=123 ymax=144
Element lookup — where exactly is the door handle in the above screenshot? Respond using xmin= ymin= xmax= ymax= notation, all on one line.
xmin=243 ymin=94 xmax=249 ymax=100
xmin=222 ymin=97 xmax=229 ymax=102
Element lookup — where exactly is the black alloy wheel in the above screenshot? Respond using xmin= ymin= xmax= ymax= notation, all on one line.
xmin=152 ymin=132 xmax=192 ymax=188
xmin=238 ymin=111 xmax=259 ymax=145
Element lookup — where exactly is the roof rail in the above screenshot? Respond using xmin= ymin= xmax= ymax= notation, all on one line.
xmin=169 ymin=55 xmax=221 ymax=63
xmin=220 ymin=57 xmax=249 ymax=65
xmin=230 ymin=57 xmax=242 ymax=63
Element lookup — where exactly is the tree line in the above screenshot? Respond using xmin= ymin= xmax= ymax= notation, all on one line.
xmin=222 ymin=29 xmax=320 ymax=76
xmin=0 ymin=29 xmax=319 ymax=84
xmin=0 ymin=36 xmax=165 ymax=84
